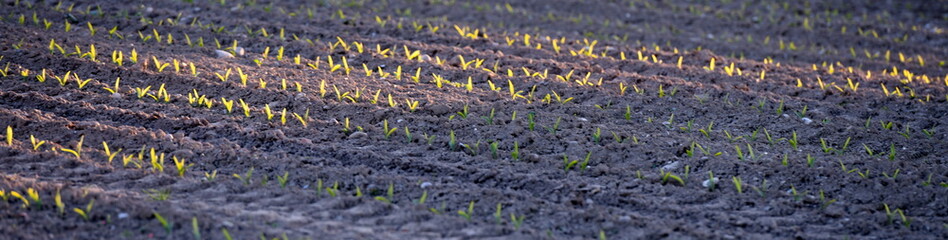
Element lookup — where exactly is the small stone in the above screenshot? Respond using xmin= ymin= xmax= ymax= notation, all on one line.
xmin=110 ymin=93 xmax=123 ymax=99
xmin=618 ymin=216 xmax=632 ymax=222
xmin=214 ymin=50 xmax=234 ymax=58
xmin=661 ymin=161 xmax=681 ymax=171
xmin=234 ymin=47 xmax=245 ymax=56
xmin=702 ymin=178 xmax=720 ymax=188
xmin=170 ymin=149 xmax=195 ymax=160
xmin=420 ymin=182 xmax=432 ymax=189
xmin=577 ymin=117 xmax=588 ymax=122
xmin=801 ymin=117 xmax=813 ymax=125
xmin=348 ymin=131 xmax=368 ymax=139
xmin=117 ymin=213 xmax=129 ymax=219
xmin=420 ymin=54 xmax=432 ymax=61
xmin=526 ymin=153 xmax=541 ymax=162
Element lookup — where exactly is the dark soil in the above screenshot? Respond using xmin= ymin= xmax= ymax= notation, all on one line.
xmin=1 ymin=0 xmax=946 ymax=239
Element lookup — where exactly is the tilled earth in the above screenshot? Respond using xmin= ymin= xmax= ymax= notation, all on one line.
xmin=0 ymin=0 xmax=947 ymax=239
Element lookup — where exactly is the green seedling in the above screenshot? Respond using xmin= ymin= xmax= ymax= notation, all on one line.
xmin=482 ymin=108 xmax=496 ymax=125
xmin=880 ymin=121 xmax=894 ymax=130
xmin=60 ymin=135 xmax=85 ymax=160
xmin=707 ymin=171 xmax=717 ymax=192
xmin=511 ymin=141 xmax=520 ymax=161
xmin=416 ymin=190 xmax=428 ymax=205
xmin=382 ymin=120 xmax=398 ymax=139
xmin=464 ymin=140 xmax=482 ymax=156
xmin=789 ymin=185 xmax=806 ymax=202
xmin=818 ymin=190 xmax=837 ymax=209
xmin=562 ymin=154 xmax=579 ymax=172
xmin=204 ymin=170 xmax=218 ymax=181
xmin=448 ymin=131 xmax=458 ymax=151
xmin=732 ymin=176 xmax=744 ymax=194
xmin=883 ymin=169 xmax=900 ymax=179
xmin=591 ymin=128 xmax=602 ymax=144
xmin=489 ymin=141 xmax=499 ymax=159
xmin=863 ymin=144 xmax=875 ymax=156
xmin=457 ymin=201 xmax=475 ymax=220
xmin=173 ymin=156 xmax=190 ymax=177
xmin=73 ymin=199 xmax=94 ymax=221
xmin=734 ymin=145 xmax=744 ymax=161
xmin=233 ymin=167 xmax=254 ymax=185
xmin=456 ymin=105 xmax=469 ymax=119
xmin=699 ymin=122 xmax=714 ymax=138
xmin=5 ymin=126 xmax=12 ymax=146
xmin=806 ymin=154 xmax=815 ymax=167
xmin=153 ymin=212 xmax=173 ymax=234
xmin=888 ymin=143 xmax=897 ymax=161
xmin=611 ymin=132 xmax=625 ymax=144
xmin=421 ymin=132 xmax=436 ymax=145
xmin=788 ymin=131 xmax=799 ymax=150
xmin=751 ymin=180 xmax=769 ymax=197
xmin=545 ymin=117 xmax=562 ymax=134
xmin=102 ymin=142 xmax=122 ymax=165
xmin=54 ymin=190 xmax=65 ymax=216
xmin=723 ymin=130 xmax=742 ymax=142
xmin=922 ymin=128 xmax=935 ymax=138
xmin=276 ymin=172 xmax=289 ymax=188
xmin=325 ymin=181 xmax=340 ymax=197
xmin=579 ymin=152 xmax=592 ymax=171
xmin=145 ymin=189 xmax=171 ymax=201
xmin=404 ymin=127 xmax=413 ymax=143
xmin=660 ymin=169 xmax=685 ymax=186
xmin=191 ymin=217 xmax=201 ymax=240
xmin=510 ymin=213 xmax=525 ymax=230
xmin=921 ymin=173 xmax=934 ymax=186
xmin=795 ymin=105 xmax=808 ymax=119
xmin=494 ymin=203 xmax=504 ymax=224
xmin=527 ymin=112 xmax=536 ymax=131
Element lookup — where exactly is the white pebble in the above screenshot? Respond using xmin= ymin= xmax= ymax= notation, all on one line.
xmin=801 ymin=117 xmax=813 ymax=125
xmin=702 ymin=178 xmax=720 ymax=188
xmin=214 ymin=50 xmax=234 ymax=58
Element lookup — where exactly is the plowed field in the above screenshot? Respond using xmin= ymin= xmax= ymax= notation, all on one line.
xmin=0 ymin=0 xmax=946 ymax=239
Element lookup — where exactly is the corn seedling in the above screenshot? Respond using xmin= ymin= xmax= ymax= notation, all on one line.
xmin=145 ymin=188 xmax=171 ymax=201
xmin=204 ymin=170 xmax=218 ymax=181
xmin=888 ymin=144 xmax=897 ymax=161
xmin=172 ymin=156 xmax=190 ymax=177
xmin=732 ymin=176 xmax=744 ymax=194
xmin=27 ymin=135 xmax=45 ymax=151
xmin=546 ymin=117 xmax=562 ymax=135
xmin=788 ymin=131 xmax=799 ymax=150
xmin=660 ymin=169 xmax=685 ymax=186
xmin=233 ymin=167 xmax=254 ymax=185
xmin=482 ymin=108 xmax=496 ymax=125
xmin=522 ymin=111 xmax=537 ymax=130
xmin=60 ymin=135 xmax=85 ymax=159
xmin=102 ymin=141 xmax=122 ymax=165
xmin=751 ymin=180 xmax=769 ymax=197
xmin=382 ymin=120 xmax=398 ymax=140
xmin=73 ymin=199 xmax=94 ymax=221
xmin=153 ymin=212 xmax=173 ymax=235
xmin=464 ymin=140 xmax=482 ymax=156
xmin=511 ymin=141 xmax=520 ymax=161
xmin=275 ymin=172 xmax=290 ymax=188
xmin=511 ymin=213 xmax=526 ymax=229
xmin=5 ymin=126 xmax=11 ymax=146
xmin=818 ymin=190 xmax=837 ymax=210
xmin=447 ymin=131 xmax=459 ymax=151
xmin=457 ymin=201 xmax=475 ymax=220
xmin=239 ymin=99 xmax=251 ymax=117
xmin=883 ymin=169 xmax=900 ymax=179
